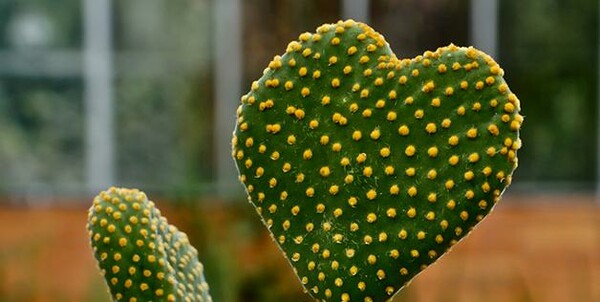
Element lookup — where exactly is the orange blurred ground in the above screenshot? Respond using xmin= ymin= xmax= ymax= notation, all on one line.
xmin=0 ymin=195 xmax=599 ymax=302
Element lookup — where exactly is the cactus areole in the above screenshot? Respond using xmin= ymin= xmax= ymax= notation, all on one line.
xmin=232 ymin=20 xmax=522 ymax=301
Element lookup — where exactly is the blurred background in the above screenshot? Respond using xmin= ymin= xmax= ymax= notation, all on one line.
xmin=0 ymin=0 xmax=599 ymax=301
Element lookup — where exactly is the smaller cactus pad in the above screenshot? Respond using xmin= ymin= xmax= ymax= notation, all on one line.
xmin=232 ymin=20 xmax=522 ymax=301
xmin=87 ymin=187 xmax=212 ymax=302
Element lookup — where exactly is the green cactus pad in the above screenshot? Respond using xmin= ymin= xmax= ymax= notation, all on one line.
xmin=232 ymin=20 xmax=522 ymax=301
xmin=87 ymin=187 xmax=212 ymax=302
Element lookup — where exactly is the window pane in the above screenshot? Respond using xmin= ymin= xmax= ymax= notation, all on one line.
xmin=242 ymin=0 xmax=341 ymax=89
xmin=0 ymin=0 xmax=83 ymax=196
xmin=499 ymin=0 xmax=599 ymax=183
xmin=0 ymin=1 xmax=81 ymax=49
xmin=113 ymin=0 xmax=213 ymax=192
xmin=371 ymin=0 xmax=470 ymax=58
xmin=0 ymin=78 xmax=84 ymax=193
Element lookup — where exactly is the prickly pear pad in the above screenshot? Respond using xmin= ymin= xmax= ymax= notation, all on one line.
xmin=233 ymin=20 xmax=521 ymax=301
xmin=87 ymin=187 xmax=212 ymax=302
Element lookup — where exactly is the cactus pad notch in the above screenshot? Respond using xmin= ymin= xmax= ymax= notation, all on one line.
xmin=233 ymin=20 xmax=522 ymax=301
xmin=87 ymin=187 xmax=212 ymax=302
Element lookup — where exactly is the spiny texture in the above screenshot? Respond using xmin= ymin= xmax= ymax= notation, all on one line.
xmin=87 ymin=187 xmax=212 ymax=302
xmin=232 ymin=20 xmax=522 ymax=302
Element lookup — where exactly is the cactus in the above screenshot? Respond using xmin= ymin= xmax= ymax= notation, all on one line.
xmin=232 ymin=20 xmax=522 ymax=301
xmin=87 ymin=187 xmax=212 ymax=302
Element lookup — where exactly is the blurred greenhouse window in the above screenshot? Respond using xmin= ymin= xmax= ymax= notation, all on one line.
xmin=0 ymin=0 xmax=599 ymax=203
xmin=0 ymin=0 xmax=84 ymax=200
xmin=112 ymin=0 xmax=215 ymax=195
xmin=499 ymin=0 xmax=599 ymax=192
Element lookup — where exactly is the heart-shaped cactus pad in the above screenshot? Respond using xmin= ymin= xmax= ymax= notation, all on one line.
xmin=87 ymin=187 xmax=212 ymax=302
xmin=232 ymin=20 xmax=522 ymax=301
